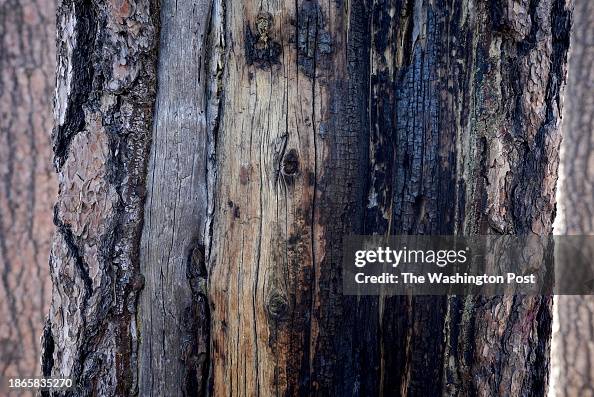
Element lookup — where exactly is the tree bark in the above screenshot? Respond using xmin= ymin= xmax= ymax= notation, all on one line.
xmin=42 ymin=0 xmax=159 ymax=395
xmin=551 ymin=1 xmax=594 ymax=396
xmin=208 ymin=0 xmax=571 ymax=396
xmin=0 ymin=0 xmax=56 ymax=384
xmin=43 ymin=0 xmax=572 ymax=396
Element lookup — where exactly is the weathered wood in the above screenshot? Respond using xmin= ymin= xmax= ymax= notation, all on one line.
xmin=0 ymin=0 xmax=55 ymax=382
xmin=43 ymin=0 xmax=573 ymax=395
xmin=207 ymin=0 xmax=370 ymax=394
xmin=209 ymin=0 xmax=572 ymax=395
xmin=551 ymin=1 xmax=594 ymax=395
xmin=42 ymin=0 xmax=159 ymax=395
xmin=137 ymin=0 xmax=223 ymax=395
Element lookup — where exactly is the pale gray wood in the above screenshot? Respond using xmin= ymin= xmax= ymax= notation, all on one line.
xmin=138 ymin=0 xmax=217 ymax=395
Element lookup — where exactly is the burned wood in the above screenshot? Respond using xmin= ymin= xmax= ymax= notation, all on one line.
xmin=245 ymin=12 xmax=282 ymax=68
xmin=41 ymin=1 xmax=573 ymax=396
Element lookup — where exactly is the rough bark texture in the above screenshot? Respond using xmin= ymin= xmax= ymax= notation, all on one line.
xmin=551 ymin=1 xmax=594 ymax=396
xmin=208 ymin=0 xmax=571 ymax=396
xmin=43 ymin=0 xmax=572 ymax=396
xmin=42 ymin=0 xmax=159 ymax=395
xmin=0 ymin=0 xmax=56 ymax=383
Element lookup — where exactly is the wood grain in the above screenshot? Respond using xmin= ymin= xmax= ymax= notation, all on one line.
xmin=41 ymin=0 xmax=573 ymax=395
xmin=138 ymin=0 xmax=221 ymax=395
xmin=208 ymin=0 xmax=572 ymax=395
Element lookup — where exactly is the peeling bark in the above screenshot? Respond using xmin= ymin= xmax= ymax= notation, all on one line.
xmin=551 ymin=1 xmax=594 ymax=396
xmin=0 ymin=0 xmax=56 ymax=385
xmin=42 ymin=0 xmax=159 ymax=395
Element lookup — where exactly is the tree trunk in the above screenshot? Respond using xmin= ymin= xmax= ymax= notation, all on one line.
xmin=551 ymin=1 xmax=594 ymax=396
xmin=42 ymin=0 xmax=159 ymax=395
xmin=43 ymin=0 xmax=572 ymax=396
xmin=0 ymin=0 xmax=56 ymax=383
xmin=137 ymin=0 xmax=223 ymax=395
xmin=209 ymin=0 xmax=571 ymax=395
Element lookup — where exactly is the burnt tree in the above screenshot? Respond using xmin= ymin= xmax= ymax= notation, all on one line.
xmin=42 ymin=0 xmax=572 ymax=396
xmin=0 ymin=0 xmax=56 ymax=384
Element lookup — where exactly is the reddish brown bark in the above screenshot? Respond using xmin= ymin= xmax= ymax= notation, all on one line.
xmin=0 ymin=0 xmax=56 ymax=383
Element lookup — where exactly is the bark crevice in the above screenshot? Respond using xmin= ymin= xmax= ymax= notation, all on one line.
xmin=52 ymin=0 xmax=97 ymax=169
xmin=44 ymin=0 xmax=160 ymax=394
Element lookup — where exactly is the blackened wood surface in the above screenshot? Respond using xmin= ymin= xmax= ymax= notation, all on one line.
xmin=42 ymin=0 xmax=572 ymax=396
xmin=208 ymin=0 xmax=571 ymax=396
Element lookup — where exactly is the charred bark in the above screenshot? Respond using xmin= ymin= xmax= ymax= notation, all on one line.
xmin=43 ymin=0 xmax=572 ymax=396
xmin=0 ymin=0 xmax=56 ymax=384
xmin=209 ymin=0 xmax=571 ymax=395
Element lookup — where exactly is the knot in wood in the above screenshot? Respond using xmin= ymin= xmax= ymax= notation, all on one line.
xmin=256 ymin=12 xmax=273 ymax=43
xmin=245 ymin=12 xmax=281 ymax=67
xmin=267 ymin=291 xmax=289 ymax=321
xmin=281 ymin=149 xmax=300 ymax=177
xmin=187 ymin=244 xmax=207 ymax=296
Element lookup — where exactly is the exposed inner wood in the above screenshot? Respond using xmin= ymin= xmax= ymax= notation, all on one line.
xmin=41 ymin=0 xmax=573 ymax=396
xmin=208 ymin=0 xmax=571 ymax=395
xmin=138 ymin=0 xmax=220 ymax=395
